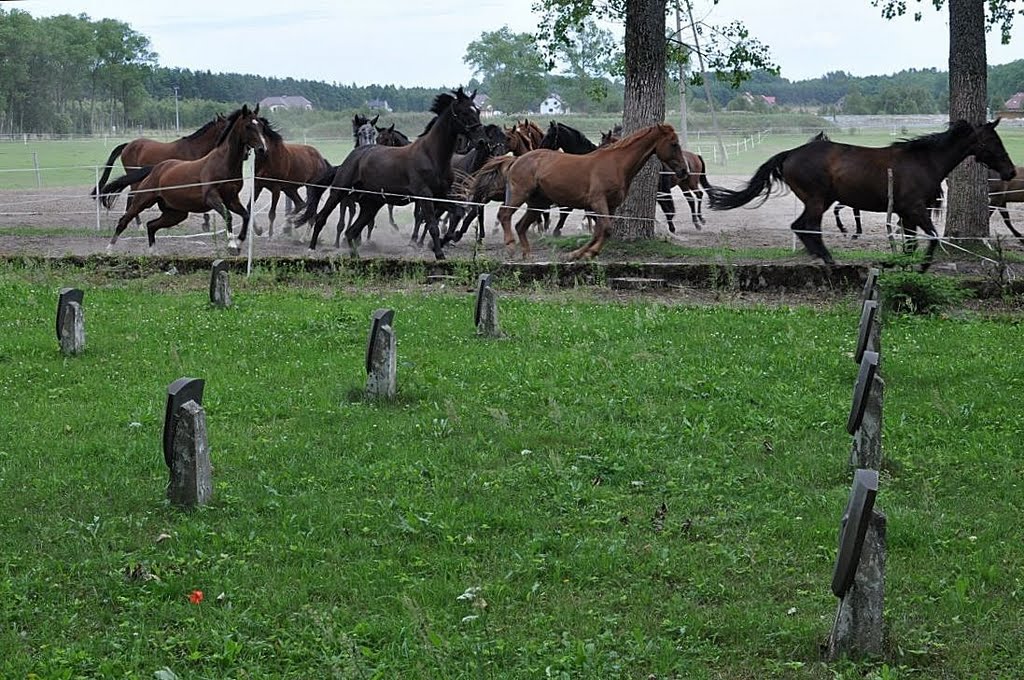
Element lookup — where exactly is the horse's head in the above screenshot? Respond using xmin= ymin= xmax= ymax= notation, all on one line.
xmin=506 ymin=128 xmax=531 ymax=156
xmin=355 ymin=120 xmax=378 ymax=147
xmin=971 ymin=119 xmax=1016 ymax=181
xmin=376 ymin=123 xmax=409 ymax=147
xmin=432 ymin=86 xmax=483 ymax=141
xmin=219 ymin=105 xmax=268 ymax=156
xmin=653 ymin=124 xmax=688 ymax=180
xmin=484 ymin=124 xmax=508 ymax=156
xmin=600 ymin=129 xmax=619 ymax=147
xmin=540 ymin=121 xmax=559 ymax=150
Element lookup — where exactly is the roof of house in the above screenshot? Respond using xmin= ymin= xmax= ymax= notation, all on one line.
xmin=1004 ymin=92 xmax=1024 ymax=110
xmin=258 ymin=95 xmax=313 ymax=109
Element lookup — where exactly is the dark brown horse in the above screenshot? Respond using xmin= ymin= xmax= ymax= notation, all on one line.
xmin=294 ymin=87 xmax=483 ymax=259
xmin=658 ymin=149 xmax=711 ymax=232
xmin=103 ymin=105 xmax=268 ymax=252
xmin=989 ymin=165 xmax=1024 ymax=239
xmin=707 ymin=119 xmax=1017 ymax=270
xmin=517 ymin=119 xmax=544 ymax=149
xmin=497 ymin=124 xmax=689 ymax=260
xmin=92 ymin=114 xmax=230 ymax=229
xmin=254 ymin=117 xmax=331 ymax=237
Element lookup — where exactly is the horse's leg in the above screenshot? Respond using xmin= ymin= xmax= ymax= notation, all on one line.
xmin=444 ymin=204 xmax=476 ymax=246
xmin=144 ymin=209 xmax=189 ymax=251
xmin=853 ymin=208 xmax=863 ymax=240
xmin=833 ymin=205 xmax=847 ymax=234
xmin=657 ymin=191 xmax=676 ymax=234
xmin=107 ymin=196 xmax=153 ymax=252
xmin=309 ymin=188 xmax=346 ymax=251
xmin=417 ymin=201 xmax=446 ymax=260
xmin=388 ymin=204 xmax=400 ymax=231
xmin=513 ymin=208 xmax=544 ymax=260
xmin=791 ymin=204 xmax=835 ymax=265
xmin=999 ymin=207 xmax=1023 ymax=239
xmin=694 ymin=187 xmax=706 ymax=226
xmin=552 ymin=208 xmax=571 ymax=236
xmin=567 ymin=207 xmax=612 ymax=261
xmin=344 ymin=199 xmax=385 ymax=257
xmin=266 ymin=187 xmax=280 ymax=239
xmin=496 ymin=203 xmax=521 ymax=257
xmin=225 ymin=193 xmax=251 ymax=243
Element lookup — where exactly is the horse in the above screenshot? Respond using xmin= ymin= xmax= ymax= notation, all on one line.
xmin=369 ymin=123 xmax=411 ymax=233
xmin=504 ymin=125 xmax=533 ymax=156
xmin=92 ymin=113 xmax=229 ymax=231
xmin=293 ymin=87 xmax=483 ymax=260
xmin=338 ymin=115 xmax=382 ymax=232
xmin=446 ymin=156 xmax=516 ymax=245
xmin=253 ymin=117 xmax=331 ymax=238
xmin=407 ymin=138 xmax=496 ymax=246
xmin=988 ymin=165 xmax=1024 ymax=239
xmin=497 ymin=123 xmax=689 ymax=261
xmin=658 ymin=149 xmax=711 ymax=232
xmin=538 ymin=121 xmax=602 ymax=235
xmin=103 ymin=105 xmax=268 ymax=252
xmin=517 ymin=119 xmax=544 ymax=149
xmin=706 ymin=119 xmax=1017 ymax=270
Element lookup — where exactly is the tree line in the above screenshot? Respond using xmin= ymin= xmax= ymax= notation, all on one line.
xmin=2 ymin=7 xmax=1022 ymax=135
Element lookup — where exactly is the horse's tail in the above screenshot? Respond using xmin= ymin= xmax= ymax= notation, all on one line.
xmin=706 ymin=149 xmax=791 ymax=210
xmin=293 ymin=164 xmax=338 ymax=227
xmin=99 ymin=166 xmax=153 ymax=210
xmin=696 ymin=155 xmax=711 ymax=190
xmin=461 ymin=156 xmax=514 ymax=203
xmin=90 ymin=142 xmax=129 ymax=201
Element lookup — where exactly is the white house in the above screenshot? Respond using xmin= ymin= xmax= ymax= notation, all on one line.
xmin=366 ymin=98 xmax=393 ymax=113
xmin=258 ymin=95 xmax=313 ymax=112
xmin=538 ymin=93 xmax=568 ymax=115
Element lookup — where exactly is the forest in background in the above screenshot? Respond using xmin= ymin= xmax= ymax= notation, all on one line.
xmin=1 ymin=8 xmax=1022 ymax=134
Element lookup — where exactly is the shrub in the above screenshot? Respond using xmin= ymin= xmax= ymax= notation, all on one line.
xmin=880 ymin=271 xmax=970 ymax=314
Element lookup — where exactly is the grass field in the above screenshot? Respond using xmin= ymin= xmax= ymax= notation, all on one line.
xmin=3 ymin=121 xmax=1023 ymax=191
xmin=1 ymin=263 xmax=1022 ymax=678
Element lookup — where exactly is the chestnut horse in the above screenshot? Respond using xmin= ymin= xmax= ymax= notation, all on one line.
xmin=497 ymin=123 xmax=689 ymax=260
xmin=254 ymin=117 xmax=331 ymax=237
xmin=103 ymin=105 xmax=268 ymax=252
xmin=707 ymin=119 xmax=1016 ymax=270
xmin=92 ymin=114 xmax=229 ymax=230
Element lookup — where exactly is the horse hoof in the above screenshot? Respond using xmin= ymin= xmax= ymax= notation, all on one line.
xmin=253 ymin=225 xmax=264 ymax=237
xmin=668 ymin=225 xmax=676 ymax=234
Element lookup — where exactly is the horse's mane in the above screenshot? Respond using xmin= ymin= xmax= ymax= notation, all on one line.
xmin=420 ymin=116 xmax=438 ymax=137
xmin=183 ymin=116 xmax=223 ymax=141
xmin=215 ymin=107 xmax=248 ymax=147
xmin=430 ymin=86 xmax=474 ymax=117
xmin=600 ymin=124 xmax=663 ymax=151
xmin=258 ymin=117 xmax=284 ymax=145
xmin=893 ymin=120 xmax=973 ymax=151
xmin=811 ymin=131 xmax=830 ymax=142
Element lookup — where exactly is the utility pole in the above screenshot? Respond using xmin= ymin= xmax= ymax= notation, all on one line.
xmin=173 ymin=85 xmax=180 ymax=133
xmin=674 ymin=1 xmax=688 ymax=148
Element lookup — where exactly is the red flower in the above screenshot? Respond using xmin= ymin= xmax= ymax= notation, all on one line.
xmin=189 ymin=590 xmax=204 ymax=604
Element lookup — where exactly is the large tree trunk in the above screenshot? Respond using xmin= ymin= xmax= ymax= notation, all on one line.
xmin=615 ymin=0 xmax=667 ymax=241
xmin=945 ymin=0 xmax=989 ymax=240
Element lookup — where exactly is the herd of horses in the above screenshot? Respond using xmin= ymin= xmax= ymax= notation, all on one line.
xmin=91 ymin=89 xmax=1020 ymax=268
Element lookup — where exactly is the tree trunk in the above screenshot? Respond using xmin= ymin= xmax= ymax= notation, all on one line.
xmin=615 ymin=0 xmax=667 ymax=241
xmin=945 ymin=0 xmax=989 ymax=240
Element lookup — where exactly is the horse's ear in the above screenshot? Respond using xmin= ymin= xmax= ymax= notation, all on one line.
xmin=371 ymin=114 xmax=379 ymax=125
xmin=241 ymin=104 xmax=250 ymax=117
xmin=991 ymin=117 xmax=1002 ymax=128
xmin=388 ymin=124 xmax=395 ymax=132
xmin=253 ymin=103 xmax=260 ymax=116
xmin=470 ymin=88 xmax=477 ymax=100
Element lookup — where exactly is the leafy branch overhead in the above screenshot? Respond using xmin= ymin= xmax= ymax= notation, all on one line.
xmin=534 ymin=0 xmax=778 ymax=89
xmin=873 ymin=0 xmax=1023 ymax=43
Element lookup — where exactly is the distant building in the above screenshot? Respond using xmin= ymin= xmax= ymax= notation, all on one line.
xmin=741 ymin=92 xmax=776 ymax=107
xmin=367 ymin=98 xmax=393 ymax=113
xmin=258 ymin=95 xmax=313 ymax=112
xmin=999 ymin=92 xmax=1024 ymax=119
xmin=538 ymin=93 xmax=567 ymax=115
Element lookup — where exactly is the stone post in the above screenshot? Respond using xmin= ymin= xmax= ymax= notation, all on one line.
xmin=475 ymin=274 xmax=501 ymax=338
xmin=210 ymin=259 xmax=232 ymax=308
xmin=850 ymin=372 xmax=884 ymax=470
xmin=166 ymin=400 xmax=213 ymax=509
xmin=59 ymin=301 xmax=86 ymax=356
xmin=365 ymin=309 xmax=396 ymax=400
xmin=827 ymin=509 xmax=886 ymax=660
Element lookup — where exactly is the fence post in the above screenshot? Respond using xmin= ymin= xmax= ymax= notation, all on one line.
xmin=884 ymin=168 xmax=897 ymax=253
xmin=33 ymin=152 xmax=41 ymax=188
xmin=247 ymin=154 xmax=255 ymax=277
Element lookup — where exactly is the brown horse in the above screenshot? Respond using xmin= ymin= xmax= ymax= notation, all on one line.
xmin=497 ymin=124 xmax=689 ymax=260
xmin=92 ymin=114 xmax=229 ymax=230
xmin=517 ymin=119 xmax=544 ymax=149
xmin=707 ymin=120 xmax=1017 ymax=270
xmin=254 ymin=117 xmax=331 ymax=237
xmin=659 ymin=149 xmax=711 ymax=232
xmin=504 ymin=126 xmax=534 ymax=156
xmin=103 ymin=105 xmax=268 ymax=252
xmin=989 ymin=165 xmax=1024 ymax=239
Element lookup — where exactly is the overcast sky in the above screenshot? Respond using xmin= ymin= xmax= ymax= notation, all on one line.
xmin=9 ymin=0 xmax=1024 ymax=87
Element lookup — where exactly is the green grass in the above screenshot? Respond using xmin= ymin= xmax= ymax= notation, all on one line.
xmin=1 ymin=264 xmax=1023 ymax=678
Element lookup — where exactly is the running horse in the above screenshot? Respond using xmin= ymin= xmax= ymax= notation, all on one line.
xmin=497 ymin=123 xmax=689 ymax=260
xmin=103 ymin=105 xmax=268 ymax=252
xmin=707 ymin=119 xmax=1017 ymax=271
xmin=294 ymin=87 xmax=483 ymax=260
xmin=988 ymin=164 xmax=1024 ymax=239
xmin=92 ymin=114 xmax=230 ymax=230
xmin=253 ymin=117 xmax=332 ymax=237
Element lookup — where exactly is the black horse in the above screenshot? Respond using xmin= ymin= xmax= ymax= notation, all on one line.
xmin=707 ymin=119 xmax=1017 ymax=270
xmin=294 ymin=87 xmax=483 ymax=259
